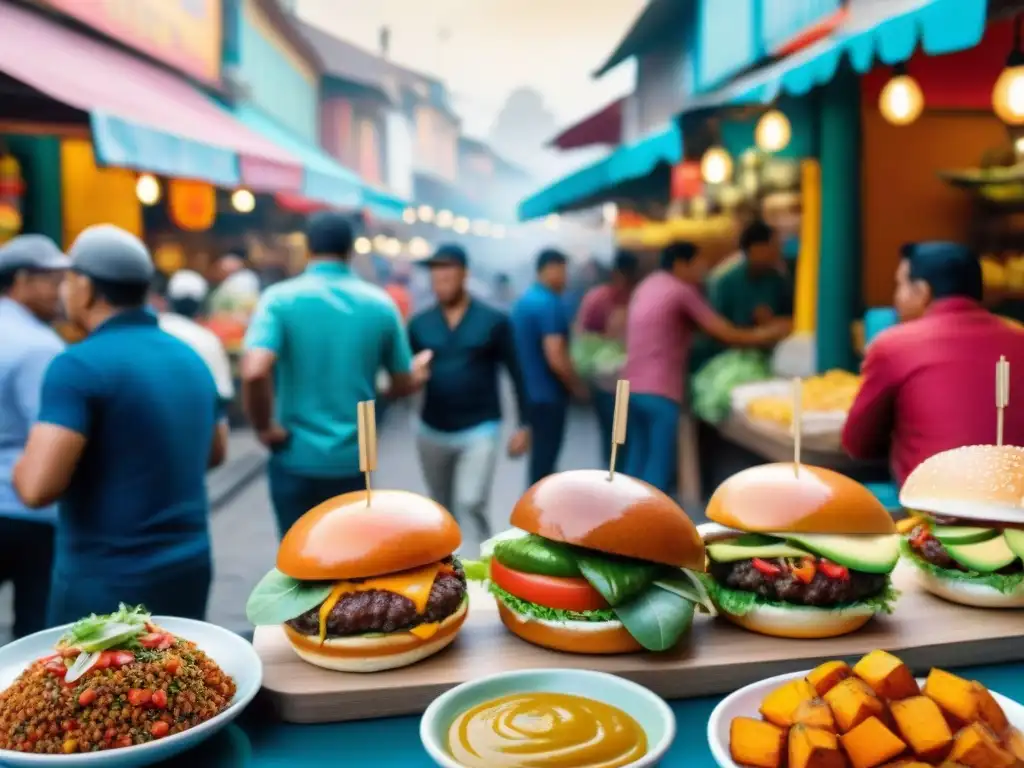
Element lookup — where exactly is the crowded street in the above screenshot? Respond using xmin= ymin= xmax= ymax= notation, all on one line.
xmin=6 ymin=0 xmax=1024 ymax=766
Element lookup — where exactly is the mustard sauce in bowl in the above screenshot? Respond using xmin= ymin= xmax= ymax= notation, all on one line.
xmin=446 ymin=692 xmax=648 ymax=768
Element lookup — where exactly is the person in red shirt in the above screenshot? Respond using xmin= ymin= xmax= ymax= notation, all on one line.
xmin=843 ymin=242 xmax=1024 ymax=486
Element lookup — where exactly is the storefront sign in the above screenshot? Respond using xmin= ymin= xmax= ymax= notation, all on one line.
xmin=40 ymin=0 xmax=221 ymax=85
xmin=168 ymin=179 xmax=215 ymax=232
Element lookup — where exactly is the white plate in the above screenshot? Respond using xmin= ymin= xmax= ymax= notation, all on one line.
xmin=0 ymin=617 xmax=262 ymax=768
xmin=707 ymin=670 xmax=1024 ymax=767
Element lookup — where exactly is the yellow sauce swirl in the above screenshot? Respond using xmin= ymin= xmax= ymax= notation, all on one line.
xmin=446 ymin=692 xmax=648 ymax=768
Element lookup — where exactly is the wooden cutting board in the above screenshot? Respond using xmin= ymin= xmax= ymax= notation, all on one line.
xmin=252 ymin=565 xmax=1024 ymax=723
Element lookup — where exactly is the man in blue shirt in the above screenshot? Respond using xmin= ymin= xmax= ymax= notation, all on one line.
xmin=511 ymin=249 xmax=588 ymax=485
xmin=0 ymin=236 xmax=67 ymax=637
xmin=242 ymin=213 xmax=430 ymax=537
xmin=409 ymin=244 xmax=529 ymax=541
xmin=14 ymin=225 xmax=225 ymax=626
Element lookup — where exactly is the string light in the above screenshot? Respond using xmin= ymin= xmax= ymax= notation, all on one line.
xmin=231 ymin=189 xmax=255 ymax=213
xmin=754 ymin=110 xmax=791 ymax=153
xmin=354 ymin=237 xmax=372 ymax=255
xmin=385 ymin=238 xmax=402 ymax=257
xmin=700 ymin=147 xmax=733 ymax=185
xmin=135 ymin=174 xmax=161 ymax=206
xmin=402 ymin=207 xmax=417 ymax=224
xmin=373 ymin=234 xmax=389 ymax=252
xmin=409 ymin=237 xmax=430 ymax=258
xmin=879 ymin=71 xmax=924 ymax=126
xmin=472 ymin=219 xmax=491 ymax=236
xmin=453 ymin=216 xmax=470 ymax=234
xmin=418 ymin=205 xmax=435 ymax=223
xmin=436 ymin=209 xmax=454 ymax=228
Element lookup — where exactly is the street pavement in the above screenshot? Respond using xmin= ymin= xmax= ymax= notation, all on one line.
xmin=0 ymin=396 xmax=608 ymax=641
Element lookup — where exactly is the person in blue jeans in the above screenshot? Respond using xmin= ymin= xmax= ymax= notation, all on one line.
xmin=15 ymin=226 xmax=227 ymax=625
xmin=511 ymin=250 xmax=589 ymax=485
xmin=242 ymin=213 xmax=431 ymax=537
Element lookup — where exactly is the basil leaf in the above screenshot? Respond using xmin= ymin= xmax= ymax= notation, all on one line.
xmin=493 ymin=534 xmax=581 ymax=577
xmin=575 ymin=553 xmax=658 ymax=606
xmin=245 ymin=569 xmax=335 ymax=626
xmin=655 ymin=569 xmax=717 ymax=616
xmin=613 ymin=586 xmax=695 ymax=652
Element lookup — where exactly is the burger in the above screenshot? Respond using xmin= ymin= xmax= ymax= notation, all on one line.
xmin=701 ymin=463 xmax=900 ymax=639
xmin=245 ymin=490 xmax=468 ymax=672
xmin=899 ymin=444 xmax=1024 ymax=608
xmin=467 ymin=469 xmax=711 ymax=654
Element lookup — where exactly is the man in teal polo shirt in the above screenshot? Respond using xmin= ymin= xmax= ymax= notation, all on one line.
xmin=242 ymin=213 xmax=430 ymax=537
xmin=14 ymin=225 xmax=225 ymax=625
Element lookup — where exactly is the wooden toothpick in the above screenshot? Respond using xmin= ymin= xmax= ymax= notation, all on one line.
xmin=791 ymin=377 xmax=802 ymax=477
xmin=609 ymin=380 xmax=630 ymax=480
xmin=997 ymin=355 xmax=1011 ymax=447
xmin=357 ymin=400 xmax=378 ymax=505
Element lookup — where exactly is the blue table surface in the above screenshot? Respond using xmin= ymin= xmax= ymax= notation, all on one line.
xmin=153 ymin=662 xmax=1024 ymax=767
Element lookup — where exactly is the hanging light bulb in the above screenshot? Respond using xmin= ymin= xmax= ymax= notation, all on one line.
xmin=409 ymin=237 xmax=430 ymax=258
xmin=453 ymin=216 xmax=470 ymax=234
xmin=135 ymin=174 xmax=161 ymax=205
xmin=418 ymin=205 xmax=435 ymax=223
xmin=231 ymin=189 xmax=256 ymax=213
xmin=402 ymin=207 xmax=417 ymax=224
xmin=994 ymin=18 xmax=1024 ymax=125
xmin=879 ymin=70 xmax=924 ymax=126
xmin=436 ymin=209 xmax=454 ymax=228
xmin=754 ymin=110 xmax=791 ymax=153
xmin=372 ymin=234 xmax=389 ymax=252
xmin=354 ymin=237 xmax=372 ymax=255
xmin=700 ymin=146 xmax=733 ymax=185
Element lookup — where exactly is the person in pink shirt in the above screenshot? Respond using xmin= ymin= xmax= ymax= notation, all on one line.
xmin=623 ymin=242 xmax=789 ymax=492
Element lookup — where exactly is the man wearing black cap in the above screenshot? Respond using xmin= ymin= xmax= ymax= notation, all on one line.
xmin=242 ymin=212 xmax=431 ymax=537
xmin=511 ymin=249 xmax=587 ymax=484
xmin=408 ymin=244 xmax=529 ymax=543
xmin=0 ymin=235 xmax=68 ymax=637
xmin=14 ymin=225 xmax=226 ymax=626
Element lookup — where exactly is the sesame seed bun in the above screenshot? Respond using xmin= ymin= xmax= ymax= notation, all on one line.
xmin=277 ymin=490 xmax=462 ymax=581
xmin=706 ymin=463 xmax=896 ymax=534
xmin=510 ymin=469 xmax=705 ymax=569
xmin=899 ymin=445 xmax=1024 ymax=525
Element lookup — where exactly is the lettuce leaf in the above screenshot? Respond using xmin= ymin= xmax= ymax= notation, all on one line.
xmin=900 ymin=539 xmax=1024 ymax=594
xmin=700 ymin=573 xmax=900 ymax=617
xmin=488 ymin=583 xmax=617 ymax=623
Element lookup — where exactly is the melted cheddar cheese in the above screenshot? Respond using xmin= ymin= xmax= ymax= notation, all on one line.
xmin=317 ymin=561 xmax=444 ymax=643
xmin=409 ymin=623 xmax=440 ymax=640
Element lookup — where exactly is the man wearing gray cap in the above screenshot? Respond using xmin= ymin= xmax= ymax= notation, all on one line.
xmin=14 ymin=225 xmax=227 ymax=626
xmin=0 ymin=234 xmax=68 ymax=638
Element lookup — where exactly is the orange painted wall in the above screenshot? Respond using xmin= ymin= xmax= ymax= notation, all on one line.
xmin=860 ymin=106 xmax=1007 ymax=307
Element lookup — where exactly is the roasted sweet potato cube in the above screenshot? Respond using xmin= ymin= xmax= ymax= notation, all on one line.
xmin=972 ymin=682 xmax=1009 ymax=735
xmin=948 ymin=722 xmax=1016 ymax=768
xmin=889 ymin=695 xmax=953 ymax=762
xmin=808 ymin=660 xmax=853 ymax=697
xmin=937 ymin=763 xmax=970 ymax=768
xmin=760 ymin=678 xmax=818 ymax=727
xmin=879 ymin=762 xmax=931 ymax=767
xmin=924 ymin=669 xmax=978 ymax=723
xmin=853 ymin=650 xmax=920 ymax=701
xmin=840 ymin=716 xmax=907 ymax=768
xmin=730 ymin=717 xmax=787 ymax=768
xmin=788 ymin=724 xmax=846 ymax=768
xmin=793 ymin=697 xmax=837 ymax=732
xmin=1004 ymin=727 xmax=1024 ymax=762
xmin=824 ymin=677 xmax=886 ymax=733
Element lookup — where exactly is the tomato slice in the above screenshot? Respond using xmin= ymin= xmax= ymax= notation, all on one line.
xmin=490 ymin=559 xmax=608 ymax=612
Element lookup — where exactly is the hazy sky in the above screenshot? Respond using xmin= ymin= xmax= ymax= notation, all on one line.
xmin=294 ymin=0 xmax=644 ymax=139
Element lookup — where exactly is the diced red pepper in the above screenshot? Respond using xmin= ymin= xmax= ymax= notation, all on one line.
xmin=910 ymin=528 xmax=931 ymax=549
xmin=115 ymin=735 xmax=133 ymax=748
xmin=150 ymin=721 xmax=170 ymax=739
xmin=156 ymin=634 xmax=174 ymax=650
xmin=77 ymin=689 xmax=97 ymax=707
xmin=111 ymin=651 xmax=135 ymax=667
xmin=103 ymin=728 xmax=117 ymax=742
xmin=45 ymin=661 xmax=68 ymax=678
xmin=164 ymin=656 xmax=181 ymax=675
xmin=819 ymin=560 xmax=850 ymax=580
xmin=138 ymin=633 xmax=164 ymax=649
xmin=93 ymin=652 xmax=112 ymax=670
xmin=127 ymin=688 xmax=152 ymax=707
xmin=751 ymin=558 xmax=783 ymax=577
xmin=150 ymin=689 xmax=168 ymax=709
xmin=791 ymin=557 xmax=817 ymax=584
xmin=60 ymin=720 xmax=78 ymax=732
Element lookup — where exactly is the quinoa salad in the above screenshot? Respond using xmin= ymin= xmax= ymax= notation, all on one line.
xmin=0 ymin=605 xmax=237 ymax=755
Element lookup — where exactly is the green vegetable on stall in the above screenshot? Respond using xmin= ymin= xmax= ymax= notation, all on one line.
xmin=245 ymin=569 xmax=335 ymax=626
xmin=691 ymin=348 xmax=771 ymax=424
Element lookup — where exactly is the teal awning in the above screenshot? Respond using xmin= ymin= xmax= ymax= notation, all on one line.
xmin=684 ymin=0 xmax=988 ymax=112
xmin=234 ymin=105 xmax=408 ymax=219
xmin=518 ymin=122 xmax=681 ymax=221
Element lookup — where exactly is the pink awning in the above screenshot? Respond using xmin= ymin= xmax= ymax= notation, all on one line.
xmin=0 ymin=1 xmax=303 ymax=192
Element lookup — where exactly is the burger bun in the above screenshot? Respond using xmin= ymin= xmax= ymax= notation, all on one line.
xmin=284 ymin=599 xmax=468 ymax=672
xmin=718 ymin=602 xmax=877 ymax=639
xmin=495 ymin=601 xmax=643 ymax=654
xmin=909 ymin=568 xmax=1024 ymax=609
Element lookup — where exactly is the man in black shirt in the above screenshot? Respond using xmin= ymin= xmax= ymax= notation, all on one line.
xmin=408 ymin=245 xmax=529 ymax=542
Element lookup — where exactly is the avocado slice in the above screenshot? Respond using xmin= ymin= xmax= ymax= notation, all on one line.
xmin=706 ymin=539 xmax=810 ymax=563
xmin=945 ymin=535 xmax=1018 ymax=573
xmin=1002 ymin=529 xmax=1024 ymax=560
xmin=785 ymin=533 xmax=899 ymax=574
xmin=932 ymin=525 xmax=999 ymax=545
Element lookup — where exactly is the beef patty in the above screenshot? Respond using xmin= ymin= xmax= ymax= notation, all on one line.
xmin=708 ymin=558 xmax=887 ymax=607
xmin=908 ymin=526 xmax=1022 ymax=574
xmin=287 ymin=556 xmax=467 ymax=637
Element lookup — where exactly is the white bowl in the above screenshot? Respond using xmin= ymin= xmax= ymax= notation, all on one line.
xmin=420 ymin=668 xmax=675 ymax=768
xmin=0 ymin=617 xmax=262 ymax=768
xmin=707 ymin=670 xmax=1024 ymax=767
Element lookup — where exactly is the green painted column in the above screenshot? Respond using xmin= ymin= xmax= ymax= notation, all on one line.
xmin=816 ymin=71 xmax=861 ymax=373
xmin=4 ymin=135 xmax=62 ymax=244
